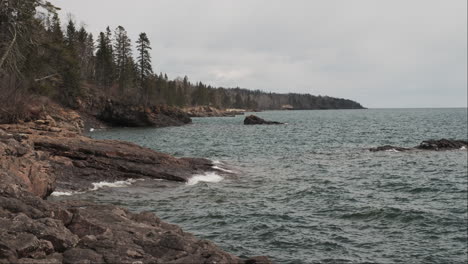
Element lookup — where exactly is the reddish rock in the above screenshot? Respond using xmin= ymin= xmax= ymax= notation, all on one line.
xmin=0 ymin=114 xmax=272 ymax=264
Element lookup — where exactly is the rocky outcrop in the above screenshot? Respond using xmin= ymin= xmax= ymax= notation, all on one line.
xmin=0 ymin=121 xmax=215 ymax=193
xmin=0 ymin=113 xmax=272 ymax=263
xmin=184 ymin=106 xmax=245 ymax=117
xmin=244 ymin=115 xmax=283 ymax=125
xmin=416 ymin=139 xmax=467 ymax=151
xmin=94 ymin=100 xmax=191 ymax=127
xmin=368 ymin=145 xmax=411 ymax=152
xmin=72 ymin=87 xmax=192 ymax=128
xmin=369 ymin=139 xmax=467 ymax=152
xmin=0 ymin=129 xmax=55 ymax=199
xmin=0 ymin=168 xmax=270 ymax=264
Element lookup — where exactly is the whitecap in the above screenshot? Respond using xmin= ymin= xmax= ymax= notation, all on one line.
xmin=187 ymin=172 xmax=223 ymax=186
xmin=212 ymin=165 xmax=235 ymax=173
xmin=50 ymin=190 xmax=82 ymax=196
xmin=91 ymin=178 xmax=138 ymax=191
xmin=212 ymin=159 xmax=222 ymax=165
xmin=460 ymin=146 xmax=467 ymax=150
xmin=385 ymin=149 xmax=400 ymax=153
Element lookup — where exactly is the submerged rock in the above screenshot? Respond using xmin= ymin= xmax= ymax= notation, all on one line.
xmin=370 ymin=139 xmax=468 ymax=152
xmin=416 ymin=139 xmax=468 ymax=151
xmin=369 ymin=145 xmax=411 ymax=152
xmin=244 ymin=115 xmax=283 ymax=125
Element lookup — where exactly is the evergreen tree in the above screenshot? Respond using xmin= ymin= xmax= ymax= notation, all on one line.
xmin=50 ymin=13 xmax=63 ymax=42
xmin=113 ymin=26 xmax=133 ymax=92
xmin=60 ymin=19 xmax=82 ymax=104
xmin=95 ymin=32 xmax=114 ymax=86
xmin=65 ymin=19 xmax=77 ymax=49
xmin=136 ymin=32 xmax=153 ymax=84
xmin=76 ymin=26 xmax=94 ymax=80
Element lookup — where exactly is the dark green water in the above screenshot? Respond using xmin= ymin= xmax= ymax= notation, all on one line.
xmin=60 ymin=109 xmax=468 ymax=263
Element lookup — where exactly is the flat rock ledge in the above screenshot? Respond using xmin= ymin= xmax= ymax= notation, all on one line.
xmin=369 ymin=139 xmax=468 ymax=152
xmin=244 ymin=115 xmax=283 ymax=125
xmin=183 ymin=106 xmax=246 ymax=118
xmin=0 ymin=116 xmax=272 ymax=263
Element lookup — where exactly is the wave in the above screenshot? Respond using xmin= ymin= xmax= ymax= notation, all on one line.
xmin=50 ymin=178 xmax=141 ymax=197
xmin=211 ymin=159 xmax=235 ymax=173
xmin=212 ymin=165 xmax=234 ymax=173
xmin=91 ymin=178 xmax=139 ymax=191
xmin=212 ymin=159 xmax=222 ymax=165
xmin=50 ymin=190 xmax=82 ymax=196
xmin=187 ymin=172 xmax=223 ymax=185
xmin=385 ymin=149 xmax=401 ymax=153
xmin=340 ymin=207 xmax=425 ymax=222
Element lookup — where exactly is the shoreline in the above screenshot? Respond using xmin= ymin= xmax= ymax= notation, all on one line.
xmin=0 ymin=105 xmax=272 ymax=263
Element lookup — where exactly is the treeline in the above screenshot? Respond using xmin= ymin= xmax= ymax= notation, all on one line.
xmin=0 ymin=0 xmax=363 ymax=123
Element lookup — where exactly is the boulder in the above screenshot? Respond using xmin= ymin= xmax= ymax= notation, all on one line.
xmin=244 ymin=115 xmax=283 ymax=125
xmin=369 ymin=139 xmax=468 ymax=152
xmin=416 ymin=139 xmax=467 ymax=151
xmin=369 ymin=145 xmax=410 ymax=152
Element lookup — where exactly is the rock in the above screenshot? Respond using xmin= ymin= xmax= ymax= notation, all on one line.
xmin=369 ymin=145 xmax=410 ymax=152
xmin=370 ymin=139 xmax=468 ymax=152
xmin=96 ymin=99 xmax=192 ymax=127
xmin=63 ymin=248 xmax=104 ymax=264
xmin=34 ymin=120 xmax=46 ymax=125
xmin=244 ymin=115 xmax=283 ymax=125
xmin=184 ymin=106 xmax=245 ymax=117
xmin=0 ymin=106 xmax=273 ymax=264
xmin=48 ymin=127 xmax=62 ymax=133
xmin=416 ymin=139 xmax=467 ymax=151
xmin=245 ymin=256 xmax=273 ymax=264
xmin=45 ymin=115 xmax=57 ymax=127
xmin=32 ymin=133 xmax=214 ymax=192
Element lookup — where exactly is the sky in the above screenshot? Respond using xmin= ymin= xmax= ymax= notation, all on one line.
xmin=52 ymin=0 xmax=467 ymax=108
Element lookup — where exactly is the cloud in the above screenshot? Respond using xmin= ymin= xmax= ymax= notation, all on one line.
xmin=52 ymin=0 xmax=467 ymax=108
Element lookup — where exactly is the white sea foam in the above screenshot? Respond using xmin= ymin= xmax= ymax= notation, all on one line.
xmin=91 ymin=178 xmax=138 ymax=191
xmin=460 ymin=146 xmax=467 ymax=150
xmin=187 ymin=172 xmax=223 ymax=186
xmin=50 ymin=190 xmax=81 ymax=196
xmin=89 ymin=128 xmax=95 ymax=132
xmin=212 ymin=159 xmax=222 ymax=165
xmin=212 ymin=165 xmax=234 ymax=173
xmin=385 ymin=149 xmax=400 ymax=153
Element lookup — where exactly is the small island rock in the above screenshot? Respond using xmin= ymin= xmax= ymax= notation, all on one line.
xmin=244 ymin=115 xmax=283 ymax=125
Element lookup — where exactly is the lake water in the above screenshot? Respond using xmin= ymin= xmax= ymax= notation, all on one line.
xmin=57 ymin=109 xmax=468 ymax=263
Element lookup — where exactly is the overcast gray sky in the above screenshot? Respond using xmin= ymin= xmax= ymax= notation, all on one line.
xmin=52 ymin=0 xmax=467 ymax=108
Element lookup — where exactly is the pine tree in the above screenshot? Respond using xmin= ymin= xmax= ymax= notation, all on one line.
xmin=95 ymin=32 xmax=114 ymax=86
xmin=60 ymin=19 xmax=82 ymax=104
xmin=65 ymin=19 xmax=77 ymax=49
xmin=50 ymin=14 xmax=63 ymax=42
xmin=136 ymin=32 xmax=153 ymax=85
xmin=113 ymin=26 xmax=133 ymax=92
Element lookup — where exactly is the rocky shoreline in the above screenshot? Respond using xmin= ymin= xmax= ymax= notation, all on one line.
xmin=0 ymin=105 xmax=272 ymax=263
xmin=183 ymin=106 xmax=247 ymax=118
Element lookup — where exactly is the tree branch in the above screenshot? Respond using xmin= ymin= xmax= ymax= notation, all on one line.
xmin=0 ymin=24 xmax=17 ymax=69
xmin=34 ymin=73 xmax=59 ymax=82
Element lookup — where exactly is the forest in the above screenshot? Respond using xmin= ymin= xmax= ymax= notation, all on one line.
xmin=0 ymin=0 xmax=363 ymax=122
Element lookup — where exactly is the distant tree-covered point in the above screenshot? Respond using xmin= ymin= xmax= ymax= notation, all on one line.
xmin=0 ymin=0 xmax=364 ymax=123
